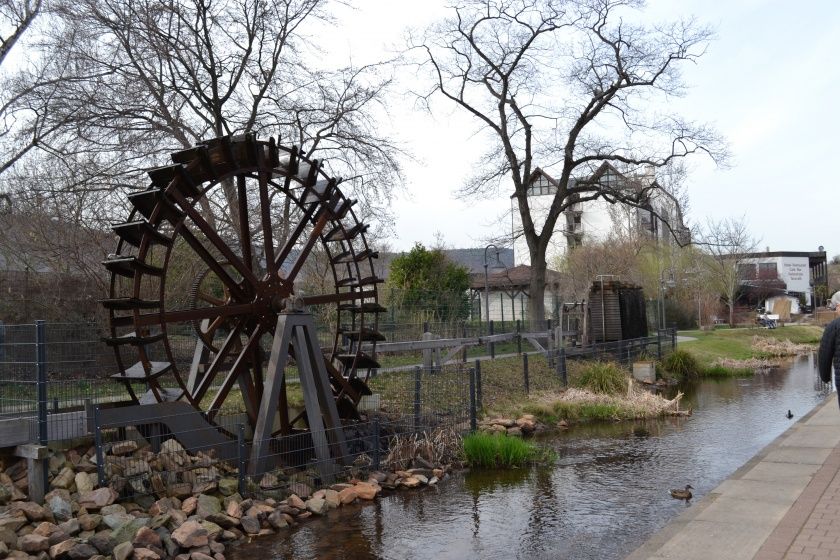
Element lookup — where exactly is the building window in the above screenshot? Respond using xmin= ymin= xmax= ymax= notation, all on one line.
xmin=738 ymin=263 xmax=757 ymax=280
xmin=758 ymin=262 xmax=777 ymax=280
xmin=528 ymin=174 xmax=555 ymax=196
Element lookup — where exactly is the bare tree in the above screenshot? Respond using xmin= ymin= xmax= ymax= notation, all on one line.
xmin=8 ymin=0 xmax=402 ymax=232
xmin=413 ymin=0 xmax=727 ymax=327
xmin=0 ymin=0 xmax=40 ymax=64
xmin=697 ymin=216 xmax=758 ymax=326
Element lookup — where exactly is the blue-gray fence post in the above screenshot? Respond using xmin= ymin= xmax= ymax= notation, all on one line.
xmin=474 ymin=359 xmax=482 ymax=410
xmin=36 ymin=320 xmax=47 ymax=445
xmin=657 ymin=330 xmax=663 ymax=360
xmin=372 ymin=418 xmax=381 ymax=470
xmin=522 ymin=353 xmax=529 ymax=395
xmin=237 ymin=423 xmax=246 ymax=496
xmin=671 ymin=327 xmax=677 ymax=351
xmin=462 ymin=323 xmax=468 ymax=363
xmin=93 ymin=405 xmax=106 ymax=488
xmin=489 ymin=321 xmax=495 ymax=359
xmin=558 ymin=347 xmax=567 ymax=387
xmin=469 ymin=367 xmax=477 ymax=432
xmin=414 ymin=366 xmax=422 ymax=431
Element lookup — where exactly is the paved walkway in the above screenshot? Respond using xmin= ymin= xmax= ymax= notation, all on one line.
xmin=627 ymin=395 xmax=840 ymax=560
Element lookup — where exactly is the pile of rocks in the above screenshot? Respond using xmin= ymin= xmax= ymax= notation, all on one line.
xmin=0 ymin=439 xmax=451 ymax=560
xmin=477 ymin=414 xmax=544 ymax=436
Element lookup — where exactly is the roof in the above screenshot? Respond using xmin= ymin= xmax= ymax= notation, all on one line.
xmin=734 ymin=251 xmax=827 ymax=260
xmin=469 ymin=264 xmax=562 ymax=290
xmin=376 ymin=247 xmax=515 ymax=280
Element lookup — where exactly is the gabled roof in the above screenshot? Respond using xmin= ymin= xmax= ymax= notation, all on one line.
xmin=376 ymin=247 xmax=515 ymax=279
xmin=516 ymin=161 xmax=649 ymax=199
xmin=469 ymin=264 xmax=562 ymax=290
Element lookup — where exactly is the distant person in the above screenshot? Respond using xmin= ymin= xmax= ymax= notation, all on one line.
xmin=818 ymin=305 xmax=840 ymax=404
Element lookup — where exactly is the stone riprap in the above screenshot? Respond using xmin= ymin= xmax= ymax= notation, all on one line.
xmin=0 ymin=436 xmax=452 ymax=560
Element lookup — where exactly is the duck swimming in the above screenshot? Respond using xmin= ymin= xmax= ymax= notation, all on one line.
xmin=669 ymin=484 xmax=693 ymax=500
xmin=786 ymin=410 xmax=794 ymax=419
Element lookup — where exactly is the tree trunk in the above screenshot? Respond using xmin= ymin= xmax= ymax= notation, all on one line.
xmin=728 ymin=302 xmax=734 ymax=327
xmin=528 ymin=255 xmax=547 ymax=331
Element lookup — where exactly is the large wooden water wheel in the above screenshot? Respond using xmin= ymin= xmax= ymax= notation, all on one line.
xmin=102 ymin=134 xmax=385 ymax=438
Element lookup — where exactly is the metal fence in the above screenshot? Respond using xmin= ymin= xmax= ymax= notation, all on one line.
xmin=90 ymin=363 xmax=474 ymax=500
xmin=1 ymin=319 xmax=675 ymax=502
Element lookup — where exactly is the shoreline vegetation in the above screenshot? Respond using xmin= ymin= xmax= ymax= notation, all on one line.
xmin=677 ymin=325 xmax=821 ymax=375
xmin=478 ymin=325 xmax=822 ymax=430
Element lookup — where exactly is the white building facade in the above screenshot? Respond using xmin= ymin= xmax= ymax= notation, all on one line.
xmin=511 ymin=164 xmax=686 ymax=266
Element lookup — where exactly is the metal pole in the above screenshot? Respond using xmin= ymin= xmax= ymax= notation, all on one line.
xmin=372 ymin=417 xmax=381 ymax=470
xmin=657 ymin=330 xmax=663 ymax=361
xmin=36 ymin=320 xmax=47 ymax=446
xmin=413 ymin=366 xmax=421 ymax=432
xmin=483 ymin=261 xmax=490 ymax=336
xmin=516 ymin=319 xmax=522 ymax=355
xmin=558 ymin=347 xmax=567 ymax=387
xmin=93 ymin=405 xmax=106 ymax=488
xmin=522 ymin=353 xmax=529 ymax=395
xmin=475 ymin=359 xmax=482 ymax=410
xmin=469 ymin=367 xmax=477 ymax=432
xmin=237 ymin=423 xmax=246 ymax=496
xmin=489 ymin=320 xmax=495 ymax=359
xmin=462 ymin=323 xmax=467 ymax=363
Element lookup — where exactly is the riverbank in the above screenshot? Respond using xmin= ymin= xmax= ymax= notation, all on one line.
xmin=676 ymin=325 xmax=822 ymax=374
xmin=626 ymin=392 xmax=838 ymax=560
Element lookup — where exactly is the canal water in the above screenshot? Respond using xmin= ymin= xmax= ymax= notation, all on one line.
xmin=230 ymin=354 xmax=831 ymax=560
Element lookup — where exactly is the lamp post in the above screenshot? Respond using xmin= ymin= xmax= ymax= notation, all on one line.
xmin=483 ymin=244 xmax=502 ymax=333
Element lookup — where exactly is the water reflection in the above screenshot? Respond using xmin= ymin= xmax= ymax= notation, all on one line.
xmin=230 ymin=355 xmax=832 ymax=560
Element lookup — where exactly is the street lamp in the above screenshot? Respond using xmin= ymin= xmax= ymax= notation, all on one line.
xmin=483 ymin=244 xmax=505 ymax=332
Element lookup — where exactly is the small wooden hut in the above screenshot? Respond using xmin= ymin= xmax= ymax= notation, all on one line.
xmin=588 ymin=279 xmax=648 ymax=342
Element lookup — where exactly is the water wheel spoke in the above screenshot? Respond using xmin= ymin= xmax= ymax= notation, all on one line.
xmin=273 ymin=198 xmax=322 ymax=276
xmin=192 ymin=320 xmax=247 ymax=403
xmin=236 ymin=174 xmax=254 ymax=271
xmin=169 ymin=189 xmax=259 ymax=288
xmin=302 ymin=289 xmax=377 ymax=306
xmin=134 ymin=303 xmax=256 ymax=327
xmin=202 ymin=315 xmax=228 ymax=341
xmin=258 ymin=171 xmax=277 ymax=276
xmin=207 ymin=325 xmax=266 ymax=420
xmin=284 ymin=213 xmax=329 ymax=285
xmin=197 ymin=292 xmax=227 ymax=307
xmin=180 ymin=227 xmax=248 ymax=301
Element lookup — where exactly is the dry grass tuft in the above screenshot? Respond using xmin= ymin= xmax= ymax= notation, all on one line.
xmin=751 ymin=336 xmax=816 ymax=358
xmin=384 ymin=427 xmax=464 ymax=470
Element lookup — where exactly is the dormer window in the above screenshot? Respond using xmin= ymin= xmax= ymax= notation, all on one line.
xmin=528 ymin=174 xmax=555 ymax=196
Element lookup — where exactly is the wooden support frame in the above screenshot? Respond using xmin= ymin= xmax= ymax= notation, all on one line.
xmin=250 ymin=311 xmax=349 ymax=482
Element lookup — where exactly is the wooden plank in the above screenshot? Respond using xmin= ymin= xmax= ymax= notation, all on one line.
xmin=14 ymin=444 xmax=48 ymax=459
xmin=0 ymin=409 xmax=90 ymax=448
xmin=0 ymin=416 xmax=35 ymax=447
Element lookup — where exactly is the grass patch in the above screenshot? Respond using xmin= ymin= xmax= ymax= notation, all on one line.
xmin=702 ymin=364 xmax=753 ymax=378
xmin=676 ymin=325 xmax=821 ymax=374
xmin=662 ymin=349 xmax=701 ymax=379
xmin=463 ymin=432 xmax=545 ymax=468
xmin=570 ymin=361 xmax=627 ymax=395
xmin=552 ymin=401 xmax=626 ymax=422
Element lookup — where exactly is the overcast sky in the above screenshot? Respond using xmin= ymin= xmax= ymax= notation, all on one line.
xmin=326 ymin=0 xmax=838 ymax=257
